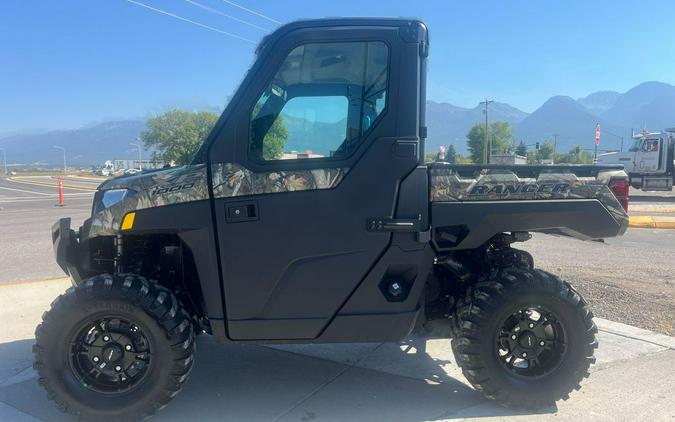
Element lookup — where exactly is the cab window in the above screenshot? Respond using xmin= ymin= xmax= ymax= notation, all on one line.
xmin=249 ymin=41 xmax=389 ymax=161
xmin=641 ymin=139 xmax=659 ymax=152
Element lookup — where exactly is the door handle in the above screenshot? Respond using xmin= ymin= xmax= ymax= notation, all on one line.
xmin=366 ymin=217 xmax=420 ymax=232
xmin=225 ymin=200 xmax=259 ymax=223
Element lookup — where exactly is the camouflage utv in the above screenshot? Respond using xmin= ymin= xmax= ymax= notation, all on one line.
xmin=39 ymin=18 xmax=629 ymax=420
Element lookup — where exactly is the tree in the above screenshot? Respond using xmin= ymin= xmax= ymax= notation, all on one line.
xmin=424 ymin=144 xmax=457 ymax=163
xmin=141 ymin=110 xmax=218 ymax=165
xmin=262 ymin=115 xmax=288 ymax=160
xmin=445 ymin=144 xmax=458 ymax=163
xmin=538 ymin=141 xmax=555 ymax=160
xmin=455 ymin=153 xmax=473 ymax=164
xmin=466 ymin=121 xmax=515 ymax=163
xmin=527 ymin=141 xmax=565 ymax=164
xmin=553 ymin=148 xmax=594 ymax=164
xmin=466 ymin=125 xmax=486 ymax=163
xmin=515 ymin=141 xmax=527 ymax=157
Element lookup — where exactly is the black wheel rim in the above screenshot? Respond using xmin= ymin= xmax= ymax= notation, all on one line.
xmin=495 ymin=307 xmax=567 ymax=379
xmin=69 ymin=317 xmax=152 ymax=393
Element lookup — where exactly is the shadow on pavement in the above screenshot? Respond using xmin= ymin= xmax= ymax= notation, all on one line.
xmin=0 ymin=336 xmax=555 ymax=421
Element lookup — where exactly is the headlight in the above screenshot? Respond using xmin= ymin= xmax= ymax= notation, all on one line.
xmin=100 ymin=189 xmax=132 ymax=210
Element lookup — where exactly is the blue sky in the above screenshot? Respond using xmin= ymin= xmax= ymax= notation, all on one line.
xmin=2 ymin=0 xmax=675 ymax=133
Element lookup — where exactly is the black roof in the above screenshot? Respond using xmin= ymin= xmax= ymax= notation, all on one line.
xmin=256 ymin=17 xmax=427 ymax=56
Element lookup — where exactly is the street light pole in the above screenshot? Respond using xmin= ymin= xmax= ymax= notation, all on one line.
xmin=480 ymin=98 xmax=494 ymax=164
xmin=0 ymin=148 xmax=7 ymax=175
xmin=53 ymin=146 xmax=66 ymax=175
xmin=130 ymin=142 xmax=142 ymax=170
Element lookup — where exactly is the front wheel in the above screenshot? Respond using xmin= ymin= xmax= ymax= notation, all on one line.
xmin=33 ymin=273 xmax=196 ymax=421
xmin=452 ymin=267 xmax=597 ymax=408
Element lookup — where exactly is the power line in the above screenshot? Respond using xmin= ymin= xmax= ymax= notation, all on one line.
xmin=218 ymin=0 xmax=281 ymax=24
xmin=125 ymin=0 xmax=256 ymax=44
xmin=183 ymin=0 xmax=270 ymax=31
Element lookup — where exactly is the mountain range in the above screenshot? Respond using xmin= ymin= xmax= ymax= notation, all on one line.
xmin=2 ymin=81 xmax=674 ymax=166
xmin=426 ymin=81 xmax=675 ymax=154
xmin=0 ymin=121 xmax=145 ymax=167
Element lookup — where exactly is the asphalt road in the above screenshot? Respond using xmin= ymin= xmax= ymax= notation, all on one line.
xmin=0 ymin=176 xmax=95 ymax=284
xmin=630 ymin=186 xmax=675 ymax=202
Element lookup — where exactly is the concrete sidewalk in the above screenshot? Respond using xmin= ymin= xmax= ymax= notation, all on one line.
xmin=1 ymin=279 xmax=674 ymax=421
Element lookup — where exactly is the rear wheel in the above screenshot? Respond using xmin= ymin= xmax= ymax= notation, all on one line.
xmin=452 ymin=267 xmax=597 ymax=408
xmin=33 ymin=273 xmax=196 ymax=421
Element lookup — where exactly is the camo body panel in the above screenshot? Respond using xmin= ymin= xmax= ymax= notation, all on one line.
xmin=88 ymin=163 xmax=348 ymax=237
xmin=90 ymin=165 xmax=210 ymax=237
xmin=430 ymin=166 xmax=628 ymax=223
xmin=212 ymin=163 xmax=347 ymax=198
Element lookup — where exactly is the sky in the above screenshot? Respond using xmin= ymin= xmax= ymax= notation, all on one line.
xmin=2 ymin=0 xmax=675 ymax=133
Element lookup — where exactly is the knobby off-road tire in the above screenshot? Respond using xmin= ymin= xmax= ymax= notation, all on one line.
xmin=451 ymin=267 xmax=597 ymax=409
xmin=33 ymin=273 xmax=196 ymax=421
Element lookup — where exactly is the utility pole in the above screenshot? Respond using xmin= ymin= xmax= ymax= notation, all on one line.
xmin=481 ymin=98 xmax=493 ymax=164
xmin=552 ymin=134 xmax=559 ymax=156
xmin=0 ymin=148 xmax=7 ymax=175
xmin=130 ymin=141 xmax=143 ymax=170
xmin=54 ymin=146 xmax=66 ymax=175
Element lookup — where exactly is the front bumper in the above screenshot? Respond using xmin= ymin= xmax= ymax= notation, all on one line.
xmin=51 ymin=218 xmax=84 ymax=283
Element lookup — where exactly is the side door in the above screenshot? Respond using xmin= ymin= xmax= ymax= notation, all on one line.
xmin=636 ymin=137 xmax=662 ymax=173
xmin=206 ymin=21 xmax=427 ymax=340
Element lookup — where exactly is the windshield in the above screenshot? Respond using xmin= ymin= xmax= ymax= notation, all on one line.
xmin=628 ymin=138 xmax=642 ymax=152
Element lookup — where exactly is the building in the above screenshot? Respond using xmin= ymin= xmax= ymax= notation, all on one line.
xmin=490 ymin=154 xmax=527 ymax=165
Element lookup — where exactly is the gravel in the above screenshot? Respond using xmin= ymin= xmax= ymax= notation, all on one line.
xmin=520 ymin=230 xmax=675 ymax=336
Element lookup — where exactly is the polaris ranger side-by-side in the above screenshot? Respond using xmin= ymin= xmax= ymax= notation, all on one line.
xmin=38 ymin=18 xmax=630 ymax=420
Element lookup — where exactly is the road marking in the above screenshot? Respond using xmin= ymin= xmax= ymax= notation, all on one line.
xmin=0 ymin=192 xmax=92 ymax=199
xmin=9 ymin=177 xmax=98 ymax=191
xmin=0 ymin=185 xmax=51 ymax=196
xmin=10 ymin=178 xmax=98 ymax=191
xmin=63 ymin=175 xmax=107 ymax=182
xmin=0 ymin=195 xmax=93 ymax=204
xmin=0 ymin=277 xmax=70 ymax=288
xmin=0 ymin=192 xmax=93 ymax=203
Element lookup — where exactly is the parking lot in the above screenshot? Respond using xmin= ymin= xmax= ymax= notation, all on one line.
xmin=0 ymin=176 xmax=674 ymax=421
xmin=0 ymin=176 xmax=95 ymax=284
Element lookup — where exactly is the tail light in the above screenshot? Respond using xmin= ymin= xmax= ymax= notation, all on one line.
xmin=608 ymin=178 xmax=629 ymax=212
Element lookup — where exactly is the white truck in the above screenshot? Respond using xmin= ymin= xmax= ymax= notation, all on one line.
xmin=99 ymin=160 xmax=115 ymax=176
xmin=99 ymin=159 xmax=166 ymax=176
xmin=598 ymin=129 xmax=675 ymax=191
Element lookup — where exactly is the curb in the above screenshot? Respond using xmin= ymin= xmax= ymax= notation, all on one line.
xmin=595 ymin=318 xmax=675 ymax=349
xmin=629 ymin=216 xmax=675 ymax=229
